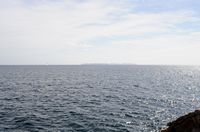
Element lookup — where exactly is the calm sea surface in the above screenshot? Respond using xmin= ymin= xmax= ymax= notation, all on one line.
xmin=0 ymin=65 xmax=200 ymax=132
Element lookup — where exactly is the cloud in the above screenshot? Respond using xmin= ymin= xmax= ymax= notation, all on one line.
xmin=108 ymin=32 xmax=200 ymax=65
xmin=0 ymin=0 xmax=199 ymax=64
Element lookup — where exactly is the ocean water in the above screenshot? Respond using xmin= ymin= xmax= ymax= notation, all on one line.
xmin=0 ymin=65 xmax=200 ymax=132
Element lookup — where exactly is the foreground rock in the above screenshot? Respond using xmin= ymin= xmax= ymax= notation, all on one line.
xmin=161 ymin=110 xmax=200 ymax=132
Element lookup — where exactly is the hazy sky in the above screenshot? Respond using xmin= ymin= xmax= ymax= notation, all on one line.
xmin=0 ymin=0 xmax=200 ymax=65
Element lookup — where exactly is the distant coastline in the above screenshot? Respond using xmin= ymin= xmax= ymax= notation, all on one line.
xmin=81 ymin=63 xmax=137 ymax=66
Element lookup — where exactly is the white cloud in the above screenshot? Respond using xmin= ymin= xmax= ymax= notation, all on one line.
xmin=0 ymin=0 xmax=199 ymax=64
xmin=108 ymin=32 xmax=200 ymax=65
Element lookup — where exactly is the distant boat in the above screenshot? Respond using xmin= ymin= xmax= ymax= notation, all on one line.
xmin=161 ymin=110 xmax=200 ymax=132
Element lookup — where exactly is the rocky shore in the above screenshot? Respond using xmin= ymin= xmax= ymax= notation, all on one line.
xmin=161 ymin=110 xmax=200 ymax=132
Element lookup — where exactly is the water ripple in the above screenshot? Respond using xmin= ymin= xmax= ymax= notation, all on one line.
xmin=0 ymin=65 xmax=200 ymax=131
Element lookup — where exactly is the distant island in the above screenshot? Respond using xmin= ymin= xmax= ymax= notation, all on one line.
xmin=81 ymin=63 xmax=137 ymax=65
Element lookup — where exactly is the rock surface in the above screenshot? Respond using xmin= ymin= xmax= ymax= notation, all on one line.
xmin=161 ymin=110 xmax=200 ymax=132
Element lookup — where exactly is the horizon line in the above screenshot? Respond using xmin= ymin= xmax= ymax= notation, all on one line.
xmin=0 ymin=64 xmax=200 ymax=66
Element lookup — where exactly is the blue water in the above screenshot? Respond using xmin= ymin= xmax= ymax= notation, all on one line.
xmin=0 ymin=65 xmax=200 ymax=132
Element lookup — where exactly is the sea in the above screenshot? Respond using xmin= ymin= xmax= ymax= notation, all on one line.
xmin=0 ymin=65 xmax=200 ymax=132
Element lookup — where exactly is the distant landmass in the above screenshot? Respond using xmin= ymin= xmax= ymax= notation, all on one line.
xmin=81 ymin=63 xmax=137 ymax=65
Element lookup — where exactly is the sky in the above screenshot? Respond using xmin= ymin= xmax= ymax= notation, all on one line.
xmin=0 ymin=0 xmax=200 ymax=65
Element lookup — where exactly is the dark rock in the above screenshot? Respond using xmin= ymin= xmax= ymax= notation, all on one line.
xmin=161 ymin=110 xmax=200 ymax=132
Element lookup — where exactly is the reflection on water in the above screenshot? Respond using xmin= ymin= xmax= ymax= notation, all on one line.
xmin=0 ymin=65 xmax=200 ymax=131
